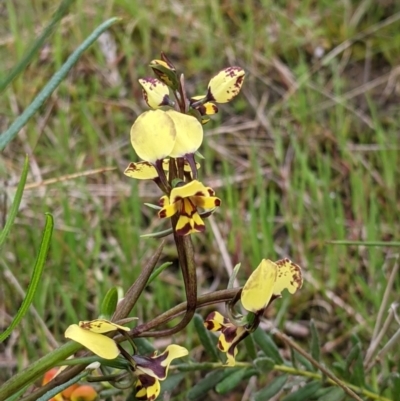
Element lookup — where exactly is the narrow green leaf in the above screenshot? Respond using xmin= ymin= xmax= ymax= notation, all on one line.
xmin=100 ymin=287 xmax=118 ymax=319
xmin=281 ymin=381 xmax=322 ymax=401
xmin=244 ymin=332 xmax=257 ymax=360
xmin=391 ymin=373 xmax=400 ymax=400
xmin=0 ymin=17 xmax=120 ymax=150
xmin=227 ymin=263 xmax=241 ymax=289
xmin=310 ymin=319 xmax=321 ymax=362
xmin=161 ymin=373 xmax=186 ymax=396
xmin=327 ymin=240 xmax=400 ymax=247
xmin=216 ymin=368 xmax=257 ymax=394
xmin=187 ymin=369 xmax=237 ymax=400
xmin=347 ymin=343 xmax=365 ymax=387
xmin=37 ymin=370 xmax=89 ymax=401
xmin=140 ymin=228 xmax=173 ymax=238
xmin=292 ymin=349 xmax=314 ymax=372
xmin=253 ymin=356 xmax=276 ymax=373
xmin=254 ymin=374 xmax=288 ymax=401
xmin=0 ymin=0 xmax=74 ymax=92
xmin=317 ymin=387 xmax=345 ymax=401
xmin=0 ymin=213 xmax=54 ymax=342
xmin=193 ymin=314 xmax=219 ymax=361
xmin=134 ymin=338 xmax=155 ymax=355
xmin=148 ymin=261 xmax=173 ymax=284
xmin=253 ymin=328 xmax=284 ymax=364
xmin=0 ymin=155 xmax=29 ymax=248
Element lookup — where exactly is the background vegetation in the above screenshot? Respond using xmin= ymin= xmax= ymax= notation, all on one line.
xmin=1 ymin=0 xmax=399 ymax=399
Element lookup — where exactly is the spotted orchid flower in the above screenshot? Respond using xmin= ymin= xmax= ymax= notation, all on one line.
xmin=205 ymin=259 xmax=303 ymax=366
xmin=133 ymin=345 xmax=188 ymax=401
xmin=158 ymin=180 xmax=221 ymax=235
xmin=190 ymin=67 xmax=245 ymax=123
xmin=65 ymin=319 xmax=130 ymax=360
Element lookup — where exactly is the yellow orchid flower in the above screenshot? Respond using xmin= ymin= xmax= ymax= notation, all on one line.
xmin=65 ymin=319 xmax=130 ymax=360
xmin=139 ymin=78 xmax=171 ymax=109
xmin=158 ymin=180 xmax=221 ymax=236
xmin=205 ymin=259 xmax=302 ymax=366
xmin=133 ymin=345 xmax=188 ymax=400
xmin=207 ymin=66 xmax=245 ymax=103
xmin=241 ymin=258 xmax=303 ymax=313
xmin=204 ymin=311 xmax=248 ymax=367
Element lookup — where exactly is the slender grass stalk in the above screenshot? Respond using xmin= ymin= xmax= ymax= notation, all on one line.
xmin=0 ymin=0 xmax=75 ymax=92
xmin=0 ymin=17 xmax=120 ymax=151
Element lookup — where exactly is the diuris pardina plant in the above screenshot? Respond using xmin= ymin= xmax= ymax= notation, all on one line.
xmin=1 ymin=51 xmax=392 ymax=401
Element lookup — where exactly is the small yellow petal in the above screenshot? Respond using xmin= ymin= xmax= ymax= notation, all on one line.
xmin=65 ymin=325 xmax=120 ymax=359
xmin=207 ymin=66 xmax=245 ymax=103
xmin=124 ymin=162 xmax=158 ymax=180
xmin=78 ymin=319 xmax=130 ymax=333
xmin=204 ymin=311 xmax=229 ymax=331
xmin=191 ymin=195 xmax=221 ymax=209
xmin=241 ymin=259 xmax=277 ymax=313
xmin=158 ymin=202 xmax=180 ymax=218
xmin=166 ymin=110 xmax=203 ymax=158
xmin=130 ymin=110 xmax=176 ymax=163
xmin=139 ymin=78 xmax=170 ymax=109
xmin=170 ymin=180 xmax=208 ymax=202
xmin=273 ymin=258 xmax=303 ymax=295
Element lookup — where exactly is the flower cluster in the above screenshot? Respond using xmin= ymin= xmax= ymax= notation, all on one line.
xmin=205 ymin=259 xmax=303 ymax=366
xmin=65 ymin=319 xmax=188 ymax=401
xmin=124 ymin=52 xmax=245 ymax=236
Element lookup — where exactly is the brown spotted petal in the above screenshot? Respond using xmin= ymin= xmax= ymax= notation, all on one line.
xmin=135 ymin=374 xmax=160 ymax=401
xmin=124 ymin=161 xmax=158 ymax=180
xmin=133 ymin=345 xmax=188 ymax=381
xmin=204 ymin=311 xmax=248 ymax=366
xmin=207 ymin=66 xmax=245 ymax=103
xmin=139 ymin=78 xmax=171 ymax=109
xmin=158 ymin=180 xmax=221 ymax=236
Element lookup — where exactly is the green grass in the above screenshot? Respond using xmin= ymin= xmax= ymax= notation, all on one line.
xmin=1 ymin=0 xmax=400 ymax=399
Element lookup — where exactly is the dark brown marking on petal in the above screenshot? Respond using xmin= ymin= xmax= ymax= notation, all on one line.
xmin=205 ymin=311 xmax=217 ymax=321
xmin=193 ymin=222 xmax=205 ymax=232
xmin=214 ymin=198 xmax=221 ymax=206
xmin=204 ymin=321 xmax=216 ymax=330
xmin=159 ymin=209 xmax=167 ymax=218
xmin=225 ymin=66 xmax=243 ymax=77
xmin=221 ymin=325 xmax=239 ymax=343
xmin=176 ymin=222 xmax=192 ymax=236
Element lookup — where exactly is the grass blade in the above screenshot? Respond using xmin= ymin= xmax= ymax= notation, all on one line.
xmin=0 ymin=213 xmax=54 ymax=342
xmin=0 ymin=17 xmax=120 ymax=151
xmin=0 ymin=155 xmax=29 ymax=248
xmin=0 ymin=0 xmax=75 ymax=92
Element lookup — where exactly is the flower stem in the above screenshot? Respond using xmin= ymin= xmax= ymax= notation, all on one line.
xmin=133 ymin=230 xmax=197 ymax=337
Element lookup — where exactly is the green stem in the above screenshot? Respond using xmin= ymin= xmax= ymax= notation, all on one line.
xmin=112 ymin=241 xmax=164 ymax=321
xmin=176 ymin=362 xmax=391 ymax=401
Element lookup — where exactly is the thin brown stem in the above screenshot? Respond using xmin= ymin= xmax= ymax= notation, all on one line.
xmin=112 ymin=241 xmax=164 ymax=321
xmin=273 ymin=330 xmax=364 ymax=401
